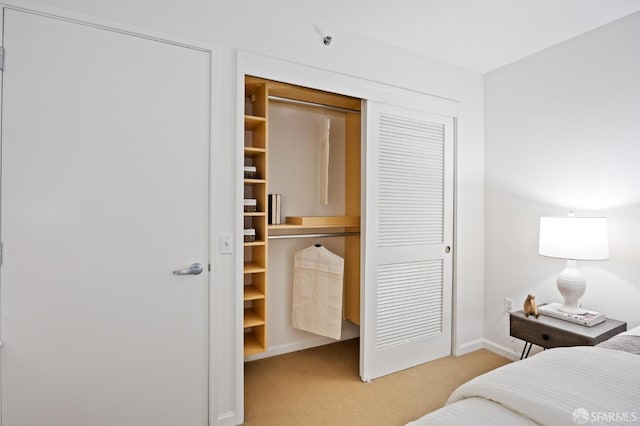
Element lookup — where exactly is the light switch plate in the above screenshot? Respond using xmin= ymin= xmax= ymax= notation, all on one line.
xmin=218 ymin=233 xmax=233 ymax=254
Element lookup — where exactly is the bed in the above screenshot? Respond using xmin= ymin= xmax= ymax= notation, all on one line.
xmin=408 ymin=326 xmax=640 ymax=425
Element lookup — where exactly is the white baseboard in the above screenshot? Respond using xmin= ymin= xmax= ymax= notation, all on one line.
xmin=244 ymin=327 xmax=360 ymax=362
xmin=454 ymin=338 xmax=483 ymax=356
xmin=216 ymin=411 xmax=237 ymax=426
xmin=482 ymin=339 xmax=521 ymax=361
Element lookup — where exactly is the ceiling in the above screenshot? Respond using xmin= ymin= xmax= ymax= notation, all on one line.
xmin=265 ymin=0 xmax=640 ymax=73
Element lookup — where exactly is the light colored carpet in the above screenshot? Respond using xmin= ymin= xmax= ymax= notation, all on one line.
xmin=243 ymin=338 xmax=510 ymax=425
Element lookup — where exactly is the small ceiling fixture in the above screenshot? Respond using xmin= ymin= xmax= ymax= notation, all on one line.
xmin=314 ymin=24 xmax=332 ymax=47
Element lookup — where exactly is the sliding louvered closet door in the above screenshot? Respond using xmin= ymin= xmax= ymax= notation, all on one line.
xmin=361 ymin=101 xmax=454 ymax=381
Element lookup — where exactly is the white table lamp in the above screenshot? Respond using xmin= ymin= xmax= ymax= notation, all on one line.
xmin=538 ymin=215 xmax=609 ymax=314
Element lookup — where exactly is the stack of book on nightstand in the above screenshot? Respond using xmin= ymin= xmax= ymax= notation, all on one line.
xmin=538 ymin=303 xmax=606 ymax=327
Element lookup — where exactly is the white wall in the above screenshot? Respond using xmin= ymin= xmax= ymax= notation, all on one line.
xmin=15 ymin=0 xmax=485 ymax=423
xmin=484 ymin=11 xmax=640 ymax=358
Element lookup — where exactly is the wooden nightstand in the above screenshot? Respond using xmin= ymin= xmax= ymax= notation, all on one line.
xmin=510 ymin=310 xmax=627 ymax=359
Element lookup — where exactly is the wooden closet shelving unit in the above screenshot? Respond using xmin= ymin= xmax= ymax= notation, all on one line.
xmin=242 ymin=76 xmax=363 ymax=356
xmin=243 ymin=79 xmax=268 ymax=356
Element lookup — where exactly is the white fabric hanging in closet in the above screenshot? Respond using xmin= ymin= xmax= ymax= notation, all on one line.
xmin=319 ymin=118 xmax=330 ymax=205
xmin=292 ymin=244 xmax=344 ymax=340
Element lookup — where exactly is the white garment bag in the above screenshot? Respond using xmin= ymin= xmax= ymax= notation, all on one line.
xmin=291 ymin=244 xmax=344 ymax=340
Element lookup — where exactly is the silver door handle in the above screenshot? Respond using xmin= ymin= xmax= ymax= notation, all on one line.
xmin=172 ymin=262 xmax=203 ymax=275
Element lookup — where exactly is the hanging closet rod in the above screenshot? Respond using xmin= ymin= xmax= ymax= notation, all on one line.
xmin=268 ymin=231 xmax=360 ymax=240
xmin=268 ymin=96 xmax=361 ymax=114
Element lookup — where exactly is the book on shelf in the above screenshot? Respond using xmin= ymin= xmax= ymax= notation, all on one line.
xmin=268 ymin=194 xmax=282 ymax=225
xmin=538 ymin=302 xmax=605 ymax=327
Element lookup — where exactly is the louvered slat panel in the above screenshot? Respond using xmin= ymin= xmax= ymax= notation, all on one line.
xmin=375 ymin=260 xmax=443 ymax=350
xmin=378 ymin=113 xmax=445 ymax=247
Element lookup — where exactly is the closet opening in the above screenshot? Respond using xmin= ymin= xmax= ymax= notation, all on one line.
xmin=239 ymin=57 xmax=456 ymax=424
xmin=242 ymin=75 xmax=363 ymax=375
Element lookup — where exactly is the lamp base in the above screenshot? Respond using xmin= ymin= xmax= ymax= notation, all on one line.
xmin=556 ymin=260 xmax=587 ymax=315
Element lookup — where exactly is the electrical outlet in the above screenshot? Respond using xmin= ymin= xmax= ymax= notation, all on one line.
xmin=504 ymin=297 xmax=514 ymax=313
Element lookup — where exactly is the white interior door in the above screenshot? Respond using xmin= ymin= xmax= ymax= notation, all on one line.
xmin=0 ymin=9 xmax=210 ymax=426
xmin=361 ymin=101 xmax=454 ymax=381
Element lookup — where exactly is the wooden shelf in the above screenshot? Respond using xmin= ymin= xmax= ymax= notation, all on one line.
xmin=244 ymin=146 xmax=266 ymax=156
xmin=244 ymin=115 xmax=266 ymax=131
xmin=244 ymin=178 xmax=266 ymax=184
xmin=244 ymin=333 xmax=265 ymax=356
xmin=244 ymin=212 xmax=266 ymax=217
xmin=244 ymin=285 xmax=265 ymax=301
xmin=269 ymin=224 xmax=360 ymax=230
xmin=244 ymin=240 xmax=266 ymax=247
xmin=267 ymin=80 xmax=362 ymax=112
xmin=244 ymin=262 xmax=266 ymax=274
xmin=284 ymin=216 xmax=360 ymax=227
xmin=244 ymin=308 xmax=265 ymax=328
xmin=270 ymin=216 xmax=359 ymax=231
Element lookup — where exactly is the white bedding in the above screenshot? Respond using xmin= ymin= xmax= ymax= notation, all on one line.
xmin=409 ymin=346 xmax=640 ymax=425
xmin=409 ymin=397 xmax=538 ymax=426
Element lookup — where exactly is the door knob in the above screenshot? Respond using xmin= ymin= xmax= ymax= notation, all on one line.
xmin=172 ymin=262 xmax=203 ymax=275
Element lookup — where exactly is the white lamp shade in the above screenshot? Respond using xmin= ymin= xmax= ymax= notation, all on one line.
xmin=538 ymin=217 xmax=609 ymax=260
